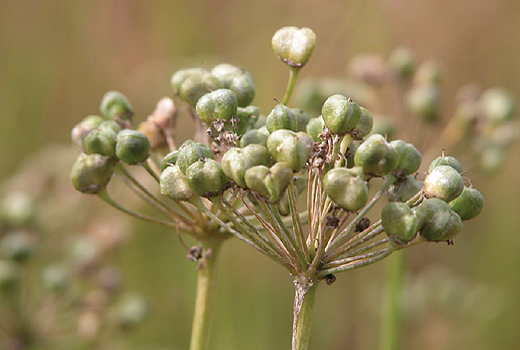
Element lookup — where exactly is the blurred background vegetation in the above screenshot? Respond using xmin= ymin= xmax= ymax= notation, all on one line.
xmin=1 ymin=0 xmax=519 ymax=349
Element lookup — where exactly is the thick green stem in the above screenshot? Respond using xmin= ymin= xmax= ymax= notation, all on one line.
xmin=189 ymin=237 xmax=224 ymax=350
xmin=379 ymin=250 xmax=405 ymax=350
xmin=292 ymin=279 xmax=319 ymax=350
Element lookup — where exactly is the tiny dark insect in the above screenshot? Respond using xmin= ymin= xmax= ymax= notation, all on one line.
xmin=325 ymin=274 xmax=336 ymax=285
xmin=355 ymin=217 xmax=370 ymax=232
xmin=325 ymin=215 xmax=340 ymax=229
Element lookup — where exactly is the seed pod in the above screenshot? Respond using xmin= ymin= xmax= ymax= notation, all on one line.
xmin=321 ymin=94 xmax=362 ymax=135
xmin=171 ymin=68 xmax=208 ymax=93
xmin=428 ymin=155 xmax=463 ymax=174
xmin=387 ymin=175 xmax=423 ymax=202
xmin=267 ymin=130 xmax=314 ymax=172
xmin=186 ymin=159 xmax=228 ymax=197
xmin=115 ymin=130 xmax=151 ymax=165
xmin=70 ymin=153 xmax=115 ymax=194
xmin=100 ymin=91 xmax=133 ymax=122
xmin=271 ymin=26 xmax=316 ymax=68
xmin=389 ymin=140 xmax=422 ymax=176
xmin=292 ymin=108 xmax=310 ymax=132
xmin=71 ymin=115 xmax=105 ymax=149
xmin=353 ymin=107 xmax=374 ymax=138
xmin=176 ymin=142 xmax=214 ymax=174
xmin=449 ymin=186 xmax=484 ymax=220
xmin=354 ymin=134 xmax=399 ymax=176
xmin=229 ymin=70 xmax=256 ymax=107
xmin=160 ymin=164 xmax=194 ymax=201
xmin=221 ymin=144 xmax=272 ymax=188
xmin=240 ymin=129 xmax=269 ymax=147
xmin=196 ymin=89 xmax=238 ymax=123
xmin=306 ymin=116 xmax=325 ymax=142
xmin=423 ymin=165 xmax=464 ymax=202
xmin=244 ymin=162 xmax=293 ymax=202
xmin=382 ymin=202 xmax=420 ymax=243
xmin=83 ymin=121 xmax=121 ymax=157
xmin=418 ymin=198 xmax=463 ymax=241
xmin=234 ymin=106 xmax=260 ymax=136
xmin=160 ymin=150 xmax=180 ymax=171
xmin=179 ymin=71 xmax=223 ymax=107
xmin=266 ymin=104 xmax=298 ymax=133
xmin=323 ymin=166 xmax=369 ymax=211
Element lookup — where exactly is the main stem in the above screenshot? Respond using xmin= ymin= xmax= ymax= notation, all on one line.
xmin=189 ymin=237 xmax=224 ymax=350
xmin=379 ymin=250 xmax=405 ymax=350
xmin=292 ymin=279 xmax=319 ymax=350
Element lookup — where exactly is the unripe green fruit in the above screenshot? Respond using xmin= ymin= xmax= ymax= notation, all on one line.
xmin=387 ymin=175 xmax=423 ymax=202
xmin=449 ymin=187 xmax=484 ymax=220
xmin=292 ymin=108 xmax=310 ymax=132
xmin=115 ymin=129 xmax=151 ymax=164
xmin=211 ymin=63 xmax=243 ymax=86
xmin=428 ymin=155 xmax=463 ymax=174
xmin=240 ymin=129 xmax=269 ymax=147
xmin=382 ymin=202 xmax=420 ymax=243
xmin=272 ymin=26 xmax=316 ymax=68
xmin=323 ymin=166 xmax=369 ymax=211
xmin=234 ymin=106 xmax=260 ymax=136
xmin=267 ymin=130 xmax=314 ymax=171
xmin=244 ymin=162 xmax=293 ymax=202
xmin=196 ymin=89 xmax=238 ymax=123
xmin=100 ymin=91 xmax=133 ymax=122
xmin=228 ymin=71 xmax=256 ymax=107
xmin=266 ymin=104 xmax=298 ymax=133
xmin=306 ymin=116 xmax=325 ymax=142
xmin=221 ymin=144 xmax=272 ymax=188
xmin=406 ymin=85 xmax=441 ymax=122
xmin=418 ymin=198 xmax=463 ymax=241
xmin=83 ymin=121 xmax=121 ymax=157
xmin=480 ymin=87 xmax=516 ymax=124
xmin=321 ymin=94 xmax=362 ymax=135
xmin=179 ymin=71 xmax=223 ymax=107
xmin=70 ymin=153 xmax=115 ymax=194
xmin=171 ymin=68 xmax=208 ymax=93
xmin=353 ymin=107 xmax=374 ymax=138
xmin=423 ymin=165 xmax=464 ymax=202
xmin=176 ymin=142 xmax=214 ymax=174
xmin=186 ymin=159 xmax=228 ymax=197
xmin=160 ymin=150 xmax=180 ymax=171
xmin=354 ymin=134 xmax=399 ymax=176
xmin=389 ymin=140 xmax=422 ymax=176
xmin=160 ymin=164 xmax=194 ymax=201
xmin=71 ymin=115 xmax=105 ymax=149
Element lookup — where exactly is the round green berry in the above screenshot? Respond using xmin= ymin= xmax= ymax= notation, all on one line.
xmin=115 ymin=130 xmax=151 ymax=165
xmin=423 ymin=165 xmax=464 ymax=202
xmin=354 ymin=134 xmax=399 ymax=176
xmin=321 ymin=94 xmax=361 ymax=135
xmin=323 ymin=166 xmax=368 ymax=211
xmin=449 ymin=186 xmax=484 ymax=220
xmin=196 ymin=89 xmax=238 ymax=123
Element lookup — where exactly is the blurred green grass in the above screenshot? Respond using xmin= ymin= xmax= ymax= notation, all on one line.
xmin=1 ymin=1 xmax=520 ymax=349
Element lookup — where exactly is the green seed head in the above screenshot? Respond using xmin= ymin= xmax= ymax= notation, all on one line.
xmin=160 ymin=150 xmax=180 ymax=171
xmin=160 ymin=164 xmax=194 ymax=201
xmin=428 ymin=155 xmax=463 ymax=174
xmin=449 ymin=186 xmax=484 ymax=220
xmin=240 ymin=129 xmax=269 ymax=147
xmin=267 ymin=130 xmax=313 ymax=172
xmin=221 ymin=144 xmax=272 ymax=188
xmin=389 ymin=140 xmax=422 ymax=176
xmin=171 ymin=68 xmax=208 ymax=93
xmin=306 ymin=116 xmax=325 ymax=142
xmin=353 ymin=107 xmax=374 ymax=138
xmin=186 ymin=159 xmax=228 ymax=198
xmin=354 ymin=134 xmax=399 ymax=176
xmin=71 ymin=115 xmax=106 ymax=149
xmin=233 ymin=106 xmax=260 ymax=136
xmin=196 ymin=89 xmax=238 ymax=123
xmin=418 ymin=198 xmax=463 ymax=241
xmin=100 ymin=91 xmax=133 ymax=122
xmin=292 ymin=108 xmax=310 ymax=132
xmin=115 ymin=129 xmax=151 ymax=165
xmin=271 ymin=26 xmax=316 ymax=68
xmin=424 ymin=165 xmax=464 ymax=202
xmin=321 ymin=94 xmax=362 ymax=135
xmin=244 ymin=162 xmax=293 ymax=202
xmin=266 ymin=104 xmax=298 ymax=133
xmin=83 ymin=121 xmax=121 ymax=157
xmin=323 ymin=166 xmax=369 ymax=211
xmin=179 ymin=71 xmax=223 ymax=107
xmin=382 ymin=202 xmax=420 ymax=243
xmin=387 ymin=175 xmax=423 ymax=203
xmin=176 ymin=142 xmax=214 ymax=174
xmin=70 ymin=153 xmax=115 ymax=194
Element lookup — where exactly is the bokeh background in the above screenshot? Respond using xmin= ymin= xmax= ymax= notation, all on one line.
xmin=1 ymin=0 xmax=519 ymax=349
